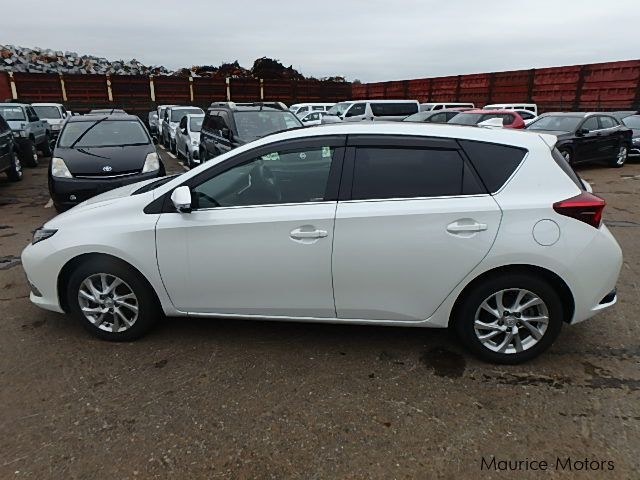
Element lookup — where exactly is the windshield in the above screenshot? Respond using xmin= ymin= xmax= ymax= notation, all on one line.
xmin=171 ymin=108 xmax=202 ymax=122
xmin=234 ymin=111 xmax=302 ymax=140
xmin=33 ymin=106 xmax=61 ymax=119
xmin=448 ymin=113 xmax=484 ymax=125
xmin=190 ymin=117 xmax=204 ymax=132
xmin=59 ymin=120 xmax=150 ymax=148
xmin=526 ymin=115 xmax=582 ymax=132
xmin=0 ymin=106 xmax=25 ymax=121
xmin=622 ymin=115 xmax=640 ymax=129
xmin=403 ymin=112 xmax=431 ymax=122
xmin=326 ymin=102 xmax=352 ymax=116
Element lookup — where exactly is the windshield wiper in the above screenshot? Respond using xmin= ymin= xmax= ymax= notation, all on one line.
xmin=69 ymin=116 xmax=111 ymax=148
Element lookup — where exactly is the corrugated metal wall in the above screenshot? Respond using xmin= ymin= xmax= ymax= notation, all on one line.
xmin=352 ymin=59 xmax=640 ymax=112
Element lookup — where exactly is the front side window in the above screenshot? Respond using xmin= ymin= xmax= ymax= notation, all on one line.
xmin=351 ymin=147 xmax=484 ymax=200
xmin=26 ymin=108 xmax=39 ymax=122
xmin=581 ymin=117 xmax=599 ymax=132
xmin=345 ymin=103 xmax=366 ymax=117
xmin=0 ymin=106 xmax=25 ymax=121
xmin=190 ymin=117 xmax=204 ymax=132
xmin=297 ymin=106 xmax=309 ymax=114
xmin=58 ymin=120 xmax=150 ymax=148
xmin=193 ymin=146 xmax=336 ymax=208
xmin=326 ymin=102 xmax=353 ymax=116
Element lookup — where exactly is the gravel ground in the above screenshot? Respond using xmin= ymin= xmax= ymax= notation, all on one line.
xmin=0 ymin=147 xmax=638 ymax=479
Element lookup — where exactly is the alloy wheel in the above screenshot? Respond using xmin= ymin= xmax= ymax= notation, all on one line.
xmin=77 ymin=273 xmax=139 ymax=333
xmin=31 ymin=144 xmax=38 ymax=162
xmin=473 ymin=288 xmax=549 ymax=354
xmin=616 ymin=146 xmax=627 ymax=166
xmin=14 ymin=154 xmax=22 ymax=177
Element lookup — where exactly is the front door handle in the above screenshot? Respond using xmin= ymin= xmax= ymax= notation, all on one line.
xmin=290 ymin=228 xmax=328 ymax=240
xmin=447 ymin=221 xmax=488 ymax=233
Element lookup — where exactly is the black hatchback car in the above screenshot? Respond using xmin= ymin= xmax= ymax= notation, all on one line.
xmin=49 ymin=114 xmax=164 ymax=211
xmin=199 ymin=102 xmax=303 ymax=161
xmin=526 ymin=112 xmax=632 ymax=168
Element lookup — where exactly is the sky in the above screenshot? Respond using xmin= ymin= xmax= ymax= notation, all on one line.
xmin=3 ymin=0 xmax=639 ymax=82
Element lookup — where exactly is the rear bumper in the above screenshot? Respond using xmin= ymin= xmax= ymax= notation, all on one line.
xmin=49 ymin=171 xmax=162 ymax=209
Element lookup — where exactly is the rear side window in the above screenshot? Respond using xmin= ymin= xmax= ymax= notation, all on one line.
xmin=599 ymin=116 xmax=618 ymax=129
xmin=551 ymin=148 xmax=585 ymax=190
xmin=459 ymin=140 xmax=527 ymax=193
xmin=370 ymin=103 xmax=419 ymax=116
xmin=351 ymin=147 xmax=485 ymax=200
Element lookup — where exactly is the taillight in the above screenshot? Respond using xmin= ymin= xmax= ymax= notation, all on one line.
xmin=553 ymin=192 xmax=606 ymax=228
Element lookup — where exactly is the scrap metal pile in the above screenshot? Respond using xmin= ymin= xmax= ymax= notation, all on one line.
xmin=0 ymin=45 xmax=345 ymax=81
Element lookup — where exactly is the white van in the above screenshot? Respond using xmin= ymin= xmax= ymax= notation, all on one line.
xmin=420 ymin=102 xmax=475 ymax=111
xmin=322 ymin=99 xmax=419 ymax=123
xmin=483 ymin=103 xmax=538 ymax=115
xmin=290 ymin=103 xmax=335 ymax=116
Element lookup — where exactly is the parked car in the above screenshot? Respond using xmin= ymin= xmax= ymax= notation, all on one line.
xmin=147 ymin=111 xmax=159 ymax=138
xmin=0 ymin=114 xmax=22 ymax=181
xmin=176 ymin=113 xmax=204 ymax=168
xmin=611 ymin=111 xmax=640 ymax=160
xmin=420 ymin=102 xmax=475 ymax=111
xmin=484 ymin=103 xmax=538 ymax=116
xmin=321 ymin=100 xmax=419 ymax=123
xmin=526 ymin=112 xmax=632 ymax=167
xmin=48 ymin=113 xmax=164 ymax=211
xmin=156 ymin=105 xmax=175 ymax=143
xmin=299 ymin=111 xmax=326 ymax=126
xmin=22 ymin=123 xmax=622 ymax=364
xmin=448 ymin=109 xmax=526 ymax=129
xmin=88 ymin=109 xmax=127 ymax=115
xmin=403 ymin=109 xmax=463 ymax=123
xmin=290 ymin=103 xmax=335 ymax=116
xmin=32 ymin=103 xmax=70 ymax=146
xmin=199 ymin=102 xmax=302 ymax=160
xmin=161 ymin=106 xmax=204 ymax=153
xmin=0 ymin=103 xmax=51 ymax=166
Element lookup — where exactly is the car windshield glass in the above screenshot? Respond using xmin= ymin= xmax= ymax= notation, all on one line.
xmin=527 ymin=116 xmax=582 ymax=132
xmin=171 ymin=108 xmax=202 ymax=122
xmin=59 ymin=120 xmax=149 ymax=147
xmin=622 ymin=116 xmax=640 ymax=129
xmin=0 ymin=106 xmax=25 ymax=121
xmin=326 ymin=102 xmax=352 ymax=116
xmin=190 ymin=117 xmax=204 ymax=132
xmin=403 ymin=112 xmax=431 ymax=122
xmin=133 ymin=174 xmax=180 ymax=194
xmin=448 ymin=113 xmax=484 ymax=125
xmin=234 ymin=111 xmax=302 ymax=139
xmin=32 ymin=106 xmax=61 ymax=119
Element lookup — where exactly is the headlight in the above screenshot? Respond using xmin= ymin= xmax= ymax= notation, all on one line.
xmin=32 ymin=228 xmax=58 ymax=245
xmin=142 ymin=152 xmax=160 ymax=173
xmin=51 ymin=157 xmax=73 ymax=178
xmin=13 ymin=130 xmax=27 ymax=138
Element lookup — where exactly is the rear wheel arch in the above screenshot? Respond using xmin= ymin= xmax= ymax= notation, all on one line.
xmin=450 ymin=264 xmax=575 ymax=326
xmin=57 ymin=253 xmax=161 ymax=313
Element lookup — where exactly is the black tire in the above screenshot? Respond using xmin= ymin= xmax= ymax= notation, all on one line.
xmin=454 ymin=273 xmax=564 ymax=364
xmin=187 ymin=149 xmax=193 ymax=168
xmin=558 ymin=147 xmax=573 ymax=166
xmin=5 ymin=149 xmax=23 ymax=181
xmin=20 ymin=139 xmax=39 ymax=167
xmin=609 ymin=144 xmax=627 ymax=168
xmin=171 ymin=140 xmax=177 ymax=154
xmin=199 ymin=148 xmax=207 ymax=163
xmin=67 ymin=257 xmax=160 ymax=341
xmin=40 ymin=134 xmax=53 ymax=157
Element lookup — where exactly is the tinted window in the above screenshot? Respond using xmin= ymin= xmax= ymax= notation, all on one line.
xmin=430 ymin=113 xmax=448 ymax=123
xmin=346 ymin=103 xmax=366 ymax=117
xmin=599 ymin=116 xmax=618 ymax=129
xmin=518 ymin=111 xmax=536 ymax=120
xmin=459 ymin=140 xmax=527 ymax=193
xmin=26 ymin=108 xmax=39 ymax=122
xmin=370 ymin=103 xmax=419 ymax=116
xmin=501 ymin=114 xmax=515 ymax=125
xmin=234 ymin=111 xmax=302 ymax=140
xmin=193 ymin=146 xmax=336 ymax=208
xmin=581 ymin=117 xmax=599 ymax=131
xmin=204 ymin=113 xmax=227 ymax=132
xmin=351 ymin=147 xmax=484 ymax=200
xmin=59 ymin=120 xmax=149 ymax=148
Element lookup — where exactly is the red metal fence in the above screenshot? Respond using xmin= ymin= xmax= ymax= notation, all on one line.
xmin=352 ymin=59 xmax=640 ymax=112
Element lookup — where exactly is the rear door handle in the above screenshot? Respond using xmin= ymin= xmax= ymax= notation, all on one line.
xmin=447 ymin=221 xmax=488 ymax=233
xmin=290 ymin=228 xmax=328 ymax=239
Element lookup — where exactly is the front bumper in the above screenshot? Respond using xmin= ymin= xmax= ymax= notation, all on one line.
xmin=49 ymin=170 xmax=162 ymax=209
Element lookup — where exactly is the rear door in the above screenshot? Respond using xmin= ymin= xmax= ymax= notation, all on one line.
xmin=597 ymin=115 xmax=621 ymax=160
xmin=332 ymin=135 xmax=502 ymax=321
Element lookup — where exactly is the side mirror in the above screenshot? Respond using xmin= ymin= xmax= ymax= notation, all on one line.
xmin=221 ymin=127 xmax=231 ymax=139
xmin=576 ymin=128 xmax=589 ymax=136
xmin=171 ymin=186 xmax=192 ymax=213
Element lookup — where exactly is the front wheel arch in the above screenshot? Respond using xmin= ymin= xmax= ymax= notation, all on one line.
xmin=57 ymin=253 xmax=162 ymax=314
xmin=450 ymin=264 xmax=575 ymax=328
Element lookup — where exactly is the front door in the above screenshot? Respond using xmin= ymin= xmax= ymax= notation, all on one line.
xmin=332 ymin=141 xmax=501 ymax=321
xmin=574 ymin=116 xmax=600 ymax=163
xmin=156 ymin=138 xmax=345 ymax=317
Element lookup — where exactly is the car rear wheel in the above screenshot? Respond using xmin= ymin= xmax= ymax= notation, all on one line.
xmin=67 ymin=257 xmax=160 ymax=341
xmin=40 ymin=134 xmax=52 ymax=156
xmin=559 ymin=147 xmax=573 ymax=165
xmin=5 ymin=150 xmax=23 ymax=181
xmin=20 ymin=139 xmax=39 ymax=167
xmin=610 ymin=145 xmax=627 ymax=168
xmin=454 ymin=273 xmax=563 ymax=364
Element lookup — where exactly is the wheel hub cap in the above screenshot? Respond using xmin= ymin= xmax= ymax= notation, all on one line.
xmin=77 ymin=273 xmax=139 ymax=333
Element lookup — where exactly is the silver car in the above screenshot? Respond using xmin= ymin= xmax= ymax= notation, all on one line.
xmin=161 ymin=106 xmax=204 ymax=154
xmin=175 ymin=113 xmax=204 ymax=168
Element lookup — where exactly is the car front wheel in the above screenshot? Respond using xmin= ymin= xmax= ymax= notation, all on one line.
xmin=20 ymin=139 xmax=39 ymax=167
xmin=5 ymin=149 xmax=23 ymax=181
xmin=67 ymin=257 xmax=160 ymax=341
xmin=454 ymin=273 xmax=563 ymax=364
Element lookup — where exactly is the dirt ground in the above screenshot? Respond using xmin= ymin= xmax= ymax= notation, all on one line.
xmin=0 ymin=147 xmax=638 ymax=479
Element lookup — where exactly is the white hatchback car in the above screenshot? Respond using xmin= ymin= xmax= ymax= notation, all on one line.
xmin=21 ymin=123 xmax=622 ymax=363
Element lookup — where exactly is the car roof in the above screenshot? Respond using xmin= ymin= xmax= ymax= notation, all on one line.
xmin=67 ymin=113 xmax=140 ymax=122
xmin=351 ymin=99 xmax=418 ymax=103
xmin=1 ymin=103 xmax=28 ymax=108
xmin=31 ymin=102 xmax=63 ymax=107
xmin=464 ymin=109 xmax=518 ymax=114
xmin=208 ymin=105 xmax=287 ymax=112
xmin=169 ymin=106 xmax=202 ymax=110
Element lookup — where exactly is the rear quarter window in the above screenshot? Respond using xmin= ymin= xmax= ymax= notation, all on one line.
xmin=458 ymin=140 xmax=527 ymax=193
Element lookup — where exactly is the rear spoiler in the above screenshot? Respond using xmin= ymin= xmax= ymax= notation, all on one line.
xmin=539 ymin=133 xmax=558 ymax=150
